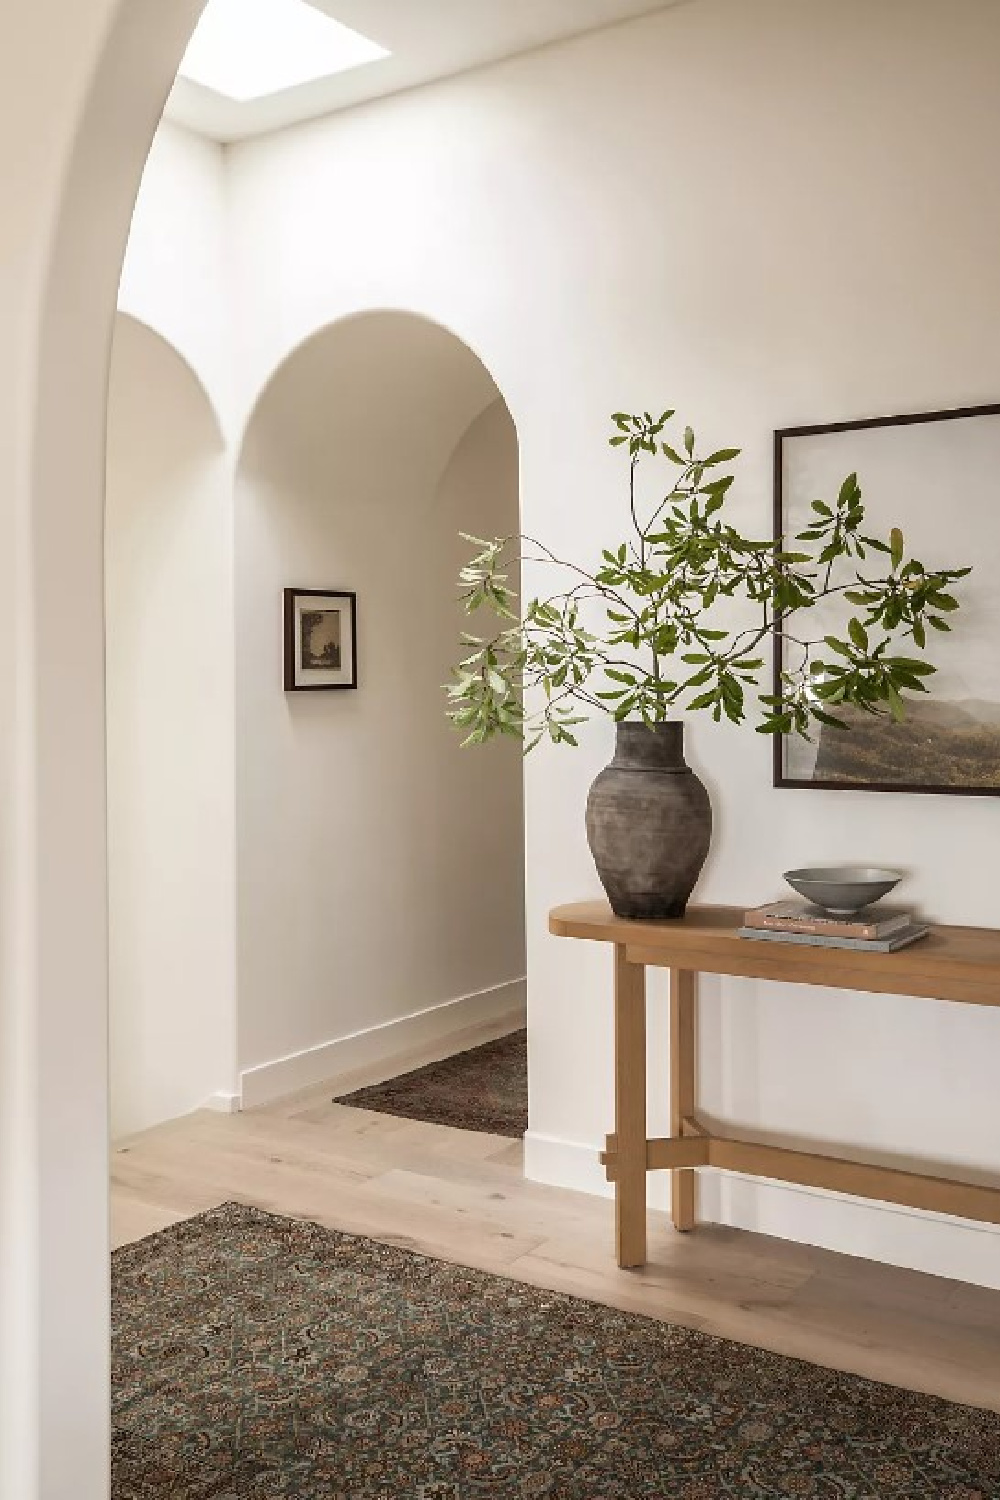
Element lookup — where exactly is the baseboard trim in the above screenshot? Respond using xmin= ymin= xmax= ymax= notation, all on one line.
xmin=523 ymin=1130 xmax=1000 ymax=1290
xmin=240 ymin=978 xmax=527 ymax=1110
xmin=204 ymin=1092 xmax=241 ymax=1115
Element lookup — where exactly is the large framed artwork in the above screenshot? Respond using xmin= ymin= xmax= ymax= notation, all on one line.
xmin=774 ymin=402 xmax=1000 ymax=796
xmin=284 ymin=588 xmax=358 ymax=691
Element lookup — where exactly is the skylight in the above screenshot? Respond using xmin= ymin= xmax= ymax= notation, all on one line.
xmin=178 ymin=0 xmax=390 ymax=103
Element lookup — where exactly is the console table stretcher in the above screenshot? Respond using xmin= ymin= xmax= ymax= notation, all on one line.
xmin=549 ymin=901 xmax=1000 ymax=1269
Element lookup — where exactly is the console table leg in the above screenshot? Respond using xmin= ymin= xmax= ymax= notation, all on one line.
xmin=614 ymin=945 xmax=647 ymax=1268
xmin=670 ymin=968 xmax=697 ymax=1232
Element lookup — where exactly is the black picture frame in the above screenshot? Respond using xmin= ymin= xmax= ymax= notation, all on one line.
xmin=773 ymin=402 xmax=1000 ymax=797
xmin=284 ymin=587 xmax=359 ymax=692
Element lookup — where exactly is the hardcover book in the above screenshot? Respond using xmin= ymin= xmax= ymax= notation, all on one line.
xmin=737 ymin=923 xmax=929 ymax=953
xmin=743 ymin=899 xmax=913 ymax=942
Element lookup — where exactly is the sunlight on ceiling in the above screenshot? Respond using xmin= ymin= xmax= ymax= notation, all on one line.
xmin=178 ymin=0 xmax=390 ymax=102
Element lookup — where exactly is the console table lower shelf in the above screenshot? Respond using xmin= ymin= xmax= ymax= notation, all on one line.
xmin=549 ymin=900 xmax=1000 ymax=1269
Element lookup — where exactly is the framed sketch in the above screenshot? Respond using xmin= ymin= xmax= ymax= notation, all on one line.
xmin=774 ymin=402 xmax=1000 ymax=796
xmin=284 ymin=588 xmax=358 ymax=691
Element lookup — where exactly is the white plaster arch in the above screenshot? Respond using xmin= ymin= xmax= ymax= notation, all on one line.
xmin=235 ymin=305 xmax=523 ymax=459
xmin=113 ymin=309 xmax=227 ymax=447
xmin=0 ymin=4 xmax=208 ymax=1494
xmin=233 ymin=309 xmax=525 ymax=1096
xmin=106 ymin=312 xmax=236 ymax=1144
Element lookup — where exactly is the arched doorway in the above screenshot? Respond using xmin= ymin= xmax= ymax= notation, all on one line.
xmin=106 ymin=313 xmax=235 ymax=1141
xmin=234 ymin=311 xmax=524 ymax=1105
xmin=0 ymin=5 xmax=209 ymax=1494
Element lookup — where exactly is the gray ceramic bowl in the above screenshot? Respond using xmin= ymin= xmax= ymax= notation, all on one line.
xmin=782 ymin=866 xmax=903 ymax=914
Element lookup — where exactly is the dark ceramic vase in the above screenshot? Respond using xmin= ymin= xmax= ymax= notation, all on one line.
xmin=585 ymin=721 xmax=712 ymax=920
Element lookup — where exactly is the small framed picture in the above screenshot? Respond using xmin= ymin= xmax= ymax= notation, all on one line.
xmin=284 ymin=588 xmax=358 ymax=691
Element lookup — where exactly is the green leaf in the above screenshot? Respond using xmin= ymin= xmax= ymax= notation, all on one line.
xmin=704 ymin=448 xmax=741 ymax=466
xmin=662 ymin=444 xmax=685 ymax=465
xmin=838 ymin=472 xmax=860 ymax=506
xmin=683 ymin=426 xmax=695 ymax=456
xmin=890 ymin=526 xmax=904 ymax=571
xmin=811 ymin=708 xmax=848 ymax=730
xmin=848 ymin=617 xmax=869 ymax=652
xmin=889 ymin=657 xmax=935 ymax=674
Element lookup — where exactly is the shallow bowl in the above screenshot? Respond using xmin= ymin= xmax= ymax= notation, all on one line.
xmin=782 ymin=865 xmax=903 ymax=915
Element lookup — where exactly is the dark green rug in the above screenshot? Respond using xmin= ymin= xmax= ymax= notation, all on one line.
xmin=112 ymin=1202 xmax=1000 ymax=1499
xmin=335 ymin=1028 xmax=528 ymax=1138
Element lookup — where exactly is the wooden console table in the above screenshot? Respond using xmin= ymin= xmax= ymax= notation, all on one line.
xmin=549 ymin=901 xmax=1000 ymax=1269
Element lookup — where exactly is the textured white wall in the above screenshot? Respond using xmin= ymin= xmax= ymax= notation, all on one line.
xmin=105 ymin=314 xmax=236 ymax=1137
xmin=235 ymin=316 xmax=524 ymax=1077
xmin=223 ymin=0 xmax=1000 ymax=1286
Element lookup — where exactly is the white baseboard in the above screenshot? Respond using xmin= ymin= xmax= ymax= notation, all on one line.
xmin=204 ymin=1091 xmax=241 ymax=1114
xmin=524 ymin=1129 xmax=1000 ymax=1291
xmin=240 ymin=978 xmax=527 ymax=1110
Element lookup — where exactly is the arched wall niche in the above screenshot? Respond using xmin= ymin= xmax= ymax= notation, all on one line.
xmin=234 ymin=310 xmax=526 ymax=1096
xmin=105 ymin=312 xmax=236 ymax=1141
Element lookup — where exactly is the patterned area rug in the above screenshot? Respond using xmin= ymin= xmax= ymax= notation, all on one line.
xmin=335 ymin=1028 xmax=527 ymax=1137
xmin=112 ymin=1203 xmax=1000 ymax=1499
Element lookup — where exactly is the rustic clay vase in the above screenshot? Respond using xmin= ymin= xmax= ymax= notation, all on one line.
xmin=585 ymin=721 xmax=711 ymax=919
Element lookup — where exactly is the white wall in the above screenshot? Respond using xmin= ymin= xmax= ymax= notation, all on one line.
xmin=235 ymin=314 xmax=525 ymax=1099
xmin=223 ymin=0 xmax=1000 ymax=1287
xmin=105 ymin=314 xmax=236 ymax=1137
xmin=118 ymin=119 xmax=231 ymax=427
xmin=108 ymin=117 xmax=236 ymax=1138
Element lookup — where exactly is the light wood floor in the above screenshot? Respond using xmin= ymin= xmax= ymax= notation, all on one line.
xmin=112 ymin=1023 xmax=1000 ymax=1415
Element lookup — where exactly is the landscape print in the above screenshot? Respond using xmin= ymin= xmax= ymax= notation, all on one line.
xmin=302 ymin=608 xmax=342 ymax=670
xmin=810 ymin=699 xmax=1000 ymax=792
xmin=776 ymin=404 xmax=1000 ymax=796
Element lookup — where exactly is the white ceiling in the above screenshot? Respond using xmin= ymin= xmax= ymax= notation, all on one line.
xmin=165 ymin=0 xmax=684 ymax=142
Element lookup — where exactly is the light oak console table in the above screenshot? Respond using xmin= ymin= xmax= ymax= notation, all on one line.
xmin=549 ymin=901 xmax=1000 ymax=1269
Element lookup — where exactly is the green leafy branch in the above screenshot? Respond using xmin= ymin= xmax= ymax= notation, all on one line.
xmin=446 ymin=410 xmax=971 ymax=751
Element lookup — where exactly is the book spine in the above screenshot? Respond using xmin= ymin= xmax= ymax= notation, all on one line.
xmin=744 ymin=912 xmax=879 ymax=940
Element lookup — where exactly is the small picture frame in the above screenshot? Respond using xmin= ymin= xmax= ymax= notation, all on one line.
xmin=284 ymin=588 xmax=358 ymax=692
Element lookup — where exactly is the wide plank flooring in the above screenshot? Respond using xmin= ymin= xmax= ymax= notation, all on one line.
xmin=111 ymin=1027 xmax=1000 ymax=1416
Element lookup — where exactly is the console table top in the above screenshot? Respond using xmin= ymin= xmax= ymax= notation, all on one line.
xmin=549 ymin=901 xmax=1000 ymax=1007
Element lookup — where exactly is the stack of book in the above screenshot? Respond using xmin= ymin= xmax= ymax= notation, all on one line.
xmin=739 ymin=900 xmax=929 ymax=952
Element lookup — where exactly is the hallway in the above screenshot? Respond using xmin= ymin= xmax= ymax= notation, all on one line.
xmin=112 ymin=1025 xmax=1000 ymax=1419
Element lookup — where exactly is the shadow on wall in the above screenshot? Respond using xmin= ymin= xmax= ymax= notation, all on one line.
xmin=105 ymin=312 xmax=235 ymax=1138
xmin=234 ymin=311 xmax=527 ymax=1091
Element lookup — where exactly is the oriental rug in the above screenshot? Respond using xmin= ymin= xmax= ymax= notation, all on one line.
xmin=335 ymin=1027 xmax=527 ymax=1138
xmin=112 ymin=1202 xmax=1000 ymax=1499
